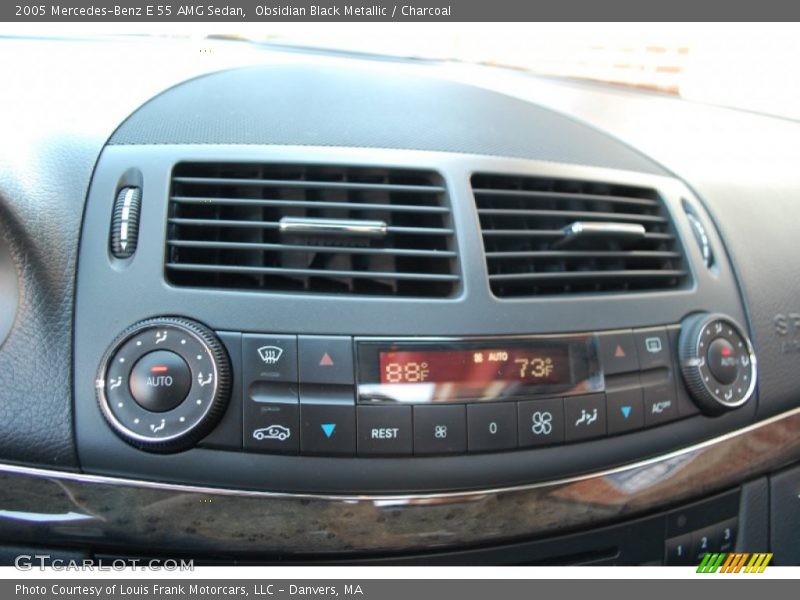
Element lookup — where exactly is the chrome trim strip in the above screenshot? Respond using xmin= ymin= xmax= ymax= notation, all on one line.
xmin=0 ymin=407 xmax=797 ymax=557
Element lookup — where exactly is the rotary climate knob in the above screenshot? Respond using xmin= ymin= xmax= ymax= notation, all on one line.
xmin=96 ymin=317 xmax=231 ymax=452
xmin=678 ymin=313 xmax=757 ymax=415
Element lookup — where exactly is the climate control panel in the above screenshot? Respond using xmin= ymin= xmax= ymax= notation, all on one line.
xmin=96 ymin=314 xmax=756 ymax=456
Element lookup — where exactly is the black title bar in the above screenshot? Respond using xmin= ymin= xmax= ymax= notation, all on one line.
xmin=4 ymin=0 xmax=800 ymax=22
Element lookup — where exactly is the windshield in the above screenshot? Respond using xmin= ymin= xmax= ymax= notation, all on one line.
xmin=4 ymin=22 xmax=799 ymax=121
xmin=254 ymin=22 xmax=800 ymax=121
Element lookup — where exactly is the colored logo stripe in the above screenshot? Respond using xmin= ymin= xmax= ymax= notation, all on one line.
xmin=745 ymin=553 xmax=773 ymax=573
xmin=696 ymin=552 xmax=773 ymax=573
xmin=697 ymin=553 xmax=725 ymax=573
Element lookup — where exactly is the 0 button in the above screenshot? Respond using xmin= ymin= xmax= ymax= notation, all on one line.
xmin=467 ymin=403 xmax=517 ymax=453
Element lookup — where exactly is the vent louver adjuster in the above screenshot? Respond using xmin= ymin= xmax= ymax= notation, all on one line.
xmin=166 ymin=163 xmax=459 ymax=297
xmin=472 ymin=174 xmax=688 ymax=297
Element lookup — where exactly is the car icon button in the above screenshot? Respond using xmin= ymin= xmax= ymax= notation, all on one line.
xmin=244 ymin=400 xmax=299 ymax=454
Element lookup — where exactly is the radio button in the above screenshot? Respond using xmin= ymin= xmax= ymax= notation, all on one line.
xmin=597 ymin=330 xmax=640 ymax=375
xmin=243 ymin=334 xmax=297 ymax=383
xmin=301 ymin=403 xmax=356 ymax=455
xmin=467 ymin=403 xmax=517 ymax=452
xmin=689 ymin=527 xmax=715 ymax=564
xmin=564 ymin=394 xmax=607 ymax=441
xmin=633 ymin=327 xmax=671 ymax=371
xmin=664 ymin=534 xmax=693 ymax=566
xmin=714 ymin=518 xmax=738 ymax=553
xmin=643 ymin=380 xmax=679 ymax=426
xmin=606 ymin=387 xmax=645 ymax=435
xmin=357 ymin=405 xmax=412 ymax=456
xmin=299 ymin=336 xmax=354 ymax=385
xmin=413 ymin=405 xmax=466 ymax=455
xmin=518 ymin=398 xmax=565 ymax=448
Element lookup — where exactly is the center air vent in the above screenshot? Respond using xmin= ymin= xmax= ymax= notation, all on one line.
xmin=472 ymin=174 xmax=687 ymax=297
xmin=166 ymin=163 xmax=459 ymax=297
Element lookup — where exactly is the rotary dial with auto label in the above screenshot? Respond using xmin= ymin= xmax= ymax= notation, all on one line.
xmin=96 ymin=317 xmax=231 ymax=452
xmin=678 ymin=313 xmax=756 ymax=415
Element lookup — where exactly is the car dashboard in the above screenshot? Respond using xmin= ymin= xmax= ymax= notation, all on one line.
xmin=0 ymin=36 xmax=799 ymax=566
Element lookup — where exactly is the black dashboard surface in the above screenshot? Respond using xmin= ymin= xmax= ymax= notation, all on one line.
xmin=108 ymin=64 xmax=665 ymax=175
xmin=0 ymin=35 xmax=799 ymax=483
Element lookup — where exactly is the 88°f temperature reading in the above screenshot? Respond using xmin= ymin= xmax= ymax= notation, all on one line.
xmin=384 ymin=362 xmax=430 ymax=383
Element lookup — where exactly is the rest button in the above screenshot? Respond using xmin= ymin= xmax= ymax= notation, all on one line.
xmin=372 ymin=427 xmax=399 ymax=439
xmin=357 ymin=406 xmax=412 ymax=456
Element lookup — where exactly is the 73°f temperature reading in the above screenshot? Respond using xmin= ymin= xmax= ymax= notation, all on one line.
xmin=513 ymin=357 xmax=555 ymax=379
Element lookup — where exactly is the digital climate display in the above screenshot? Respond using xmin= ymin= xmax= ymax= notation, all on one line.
xmin=357 ymin=336 xmax=602 ymax=404
xmin=379 ymin=347 xmax=571 ymax=386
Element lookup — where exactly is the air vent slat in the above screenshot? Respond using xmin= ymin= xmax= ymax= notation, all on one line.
xmin=168 ymin=240 xmax=458 ymax=258
xmin=171 ymin=196 xmax=450 ymax=214
xmin=473 ymin=174 xmax=687 ymax=297
xmin=470 ymin=187 xmax=661 ymax=208
xmin=168 ymin=217 xmax=453 ymax=236
xmin=485 ymin=250 xmax=681 ymax=260
xmin=166 ymin=263 xmax=460 ymax=282
xmin=482 ymin=229 xmax=676 ymax=241
xmin=166 ymin=163 xmax=459 ymax=297
xmin=477 ymin=208 xmax=667 ymax=223
xmin=172 ymin=176 xmax=446 ymax=194
xmin=169 ymin=217 xmax=281 ymax=230
xmin=489 ymin=270 xmax=687 ymax=282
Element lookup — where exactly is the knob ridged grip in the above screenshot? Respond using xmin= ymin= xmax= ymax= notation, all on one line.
xmin=96 ymin=317 xmax=231 ymax=453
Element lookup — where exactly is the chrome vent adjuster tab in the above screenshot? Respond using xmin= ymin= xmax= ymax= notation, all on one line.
xmin=165 ymin=163 xmax=459 ymax=297
xmin=110 ymin=186 xmax=142 ymax=259
xmin=472 ymin=174 xmax=688 ymax=297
